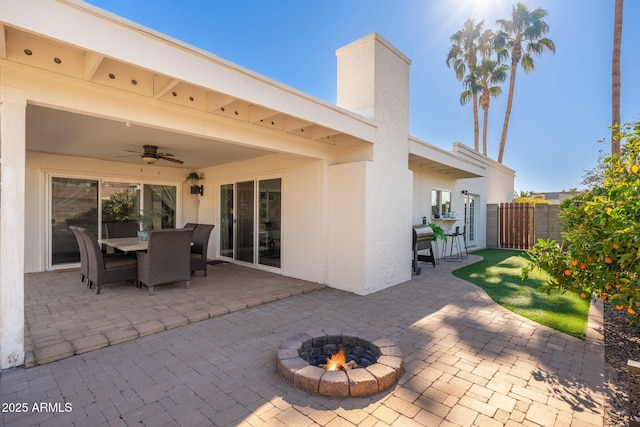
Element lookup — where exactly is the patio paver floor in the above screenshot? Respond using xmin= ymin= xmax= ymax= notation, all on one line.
xmin=23 ymin=262 xmax=324 ymax=367
xmin=1 ymin=255 xmax=605 ymax=426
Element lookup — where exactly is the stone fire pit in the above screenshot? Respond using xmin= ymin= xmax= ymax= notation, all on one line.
xmin=277 ymin=328 xmax=403 ymax=397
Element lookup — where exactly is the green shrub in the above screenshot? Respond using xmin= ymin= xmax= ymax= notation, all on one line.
xmin=522 ymin=121 xmax=640 ymax=320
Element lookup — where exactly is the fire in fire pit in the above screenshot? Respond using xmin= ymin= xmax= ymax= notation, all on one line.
xmin=277 ymin=329 xmax=404 ymax=398
xmin=321 ymin=347 xmax=357 ymax=371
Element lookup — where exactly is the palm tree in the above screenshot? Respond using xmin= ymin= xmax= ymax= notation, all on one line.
xmin=611 ymin=0 xmax=623 ymax=155
xmin=494 ymin=2 xmax=555 ymax=163
xmin=477 ymin=59 xmax=508 ymax=156
xmin=514 ymin=190 xmax=533 ymax=200
xmin=460 ymin=74 xmax=482 ymax=150
xmin=447 ymin=19 xmax=484 ymax=152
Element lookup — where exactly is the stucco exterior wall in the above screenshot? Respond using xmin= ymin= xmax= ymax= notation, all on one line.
xmin=0 ymin=86 xmax=27 ymax=369
xmin=333 ymin=34 xmax=413 ymax=295
xmin=327 ymin=161 xmax=368 ymax=292
xmin=454 ymin=143 xmax=515 ymax=204
xmin=411 ymin=165 xmax=478 ymax=258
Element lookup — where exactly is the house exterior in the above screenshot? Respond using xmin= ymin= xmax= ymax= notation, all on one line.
xmin=0 ymin=0 xmax=514 ymax=369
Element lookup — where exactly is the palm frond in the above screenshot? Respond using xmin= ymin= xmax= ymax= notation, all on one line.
xmin=489 ymin=86 xmax=503 ymax=97
xmin=521 ymin=54 xmax=535 ymax=73
xmin=460 ymin=90 xmax=474 ymax=106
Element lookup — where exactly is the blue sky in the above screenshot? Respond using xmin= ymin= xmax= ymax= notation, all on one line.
xmin=86 ymin=0 xmax=639 ymax=193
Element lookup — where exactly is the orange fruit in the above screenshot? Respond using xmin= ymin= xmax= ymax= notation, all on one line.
xmin=571 ymin=260 xmax=579 ymax=267
xmin=579 ymin=292 xmax=588 ymax=299
xmin=604 ymin=256 xmax=613 ymax=264
xmin=564 ymin=269 xmax=573 ymax=277
xmin=605 ymin=283 xmax=613 ymax=291
xmin=613 ymin=243 xmax=620 ymax=249
xmin=579 ymin=263 xmax=587 ymax=270
xmin=615 ymin=304 xmax=625 ymax=310
xmin=600 ymin=294 xmax=608 ymax=300
xmin=628 ymin=307 xmax=637 ymax=315
xmin=588 ymin=256 xmax=594 ymax=263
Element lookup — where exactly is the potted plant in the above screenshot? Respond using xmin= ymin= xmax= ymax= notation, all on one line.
xmin=186 ymin=172 xmax=203 ymax=196
xmin=428 ymin=222 xmax=447 ymax=242
xmin=130 ymin=209 xmax=163 ymax=241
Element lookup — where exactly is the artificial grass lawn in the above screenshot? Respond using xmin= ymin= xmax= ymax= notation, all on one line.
xmin=452 ymin=249 xmax=590 ymax=339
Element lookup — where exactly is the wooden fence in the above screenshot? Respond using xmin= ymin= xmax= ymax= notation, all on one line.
xmin=499 ymin=203 xmax=535 ymax=249
xmin=487 ymin=203 xmax=563 ymax=250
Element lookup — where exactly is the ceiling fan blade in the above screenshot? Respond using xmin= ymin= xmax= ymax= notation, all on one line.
xmin=157 ymin=152 xmax=175 ymax=157
xmin=116 ymin=154 xmax=142 ymax=158
xmin=123 ymin=149 xmax=143 ymax=154
xmin=159 ymin=155 xmax=184 ymax=164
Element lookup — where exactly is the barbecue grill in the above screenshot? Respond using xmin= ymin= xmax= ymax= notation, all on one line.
xmin=412 ymin=225 xmax=435 ymax=275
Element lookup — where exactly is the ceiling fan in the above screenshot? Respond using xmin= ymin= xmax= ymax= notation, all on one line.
xmin=123 ymin=145 xmax=184 ymax=164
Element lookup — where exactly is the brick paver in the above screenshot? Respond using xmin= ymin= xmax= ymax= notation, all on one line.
xmin=1 ymin=256 xmax=605 ymax=426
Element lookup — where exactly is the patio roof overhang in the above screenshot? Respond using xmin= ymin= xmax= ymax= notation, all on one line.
xmin=0 ymin=0 xmax=376 ymax=169
xmin=409 ymin=137 xmax=485 ymax=179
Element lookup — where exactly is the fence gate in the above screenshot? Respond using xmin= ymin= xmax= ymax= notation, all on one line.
xmin=499 ymin=203 xmax=535 ymax=250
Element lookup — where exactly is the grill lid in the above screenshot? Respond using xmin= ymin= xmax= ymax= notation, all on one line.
xmin=413 ymin=225 xmax=434 ymax=243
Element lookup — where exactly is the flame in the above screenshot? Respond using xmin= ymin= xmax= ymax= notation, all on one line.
xmin=324 ymin=347 xmax=347 ymax=371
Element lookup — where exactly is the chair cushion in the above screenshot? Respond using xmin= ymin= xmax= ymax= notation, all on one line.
xmin=104 ymin=257 xmax=138 ymax=269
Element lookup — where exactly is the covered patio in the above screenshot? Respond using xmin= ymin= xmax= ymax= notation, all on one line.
xmin=24 ymin=263 xmax=324 ymax=367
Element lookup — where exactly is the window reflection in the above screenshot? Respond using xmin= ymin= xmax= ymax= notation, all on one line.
xmin=259 ymin=179 xmax=281 ymax=268
xmin=145 ymin=185 xmax=176 ymax=229
xmin=431 ymin=189 xmax=451 ymax=218
xmin=52 ymin=177 xmax=98 ymax=265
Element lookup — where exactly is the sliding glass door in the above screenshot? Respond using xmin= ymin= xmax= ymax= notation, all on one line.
xmin=220 ymin=184 xmax=234 ymax=258
xmin=101 ymin=181 xmax=139 ymax=239
xmin=49 ymin=175 xmax=177 ymax=268
xmin=145 ymin=185 xmax=177 ymax=229
xmin=220 ymin=178 xmax=281 ymax=269
xmin=258 ymin=179 xmax=281 ymax=267
xmin=51 ymin=177 xmax=99 ymax=265
xmin=236 ymin=181 xmax=255 ymax=263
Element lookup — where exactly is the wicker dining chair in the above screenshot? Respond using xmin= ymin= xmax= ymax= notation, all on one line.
xmin=68 ymin=226 xmax=89 ymax=285
xmin=104 ymin=222 xmax=140 ymax=254
xmin=190 ymin=224 xmax=215 ymax=276
xmin=78 ymin=227 xmax=138 ymax=294
xmin=137 ymin=228 xmax=192 ymax=295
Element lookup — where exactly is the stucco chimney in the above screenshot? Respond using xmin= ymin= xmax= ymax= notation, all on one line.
xmin=336 ymin=33 xmax=410 ymax=121
xmin=329 ymin=34 xmax=414 ymax=294
xmin=336 ymin=32 xmax=411 ymax=163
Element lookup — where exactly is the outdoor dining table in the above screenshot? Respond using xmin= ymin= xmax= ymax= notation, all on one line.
xmin=99 ymin=237 xmax=195 ymax=252
xmin=99 ymin=237 xmax=149 ymax=252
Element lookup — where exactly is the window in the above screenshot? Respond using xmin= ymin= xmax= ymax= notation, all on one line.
xmin=431 ymin=189 xmax=451 ymax=218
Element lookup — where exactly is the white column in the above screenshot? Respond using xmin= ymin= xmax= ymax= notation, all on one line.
xmin=0 ymin=86 xmax=27 ymax=369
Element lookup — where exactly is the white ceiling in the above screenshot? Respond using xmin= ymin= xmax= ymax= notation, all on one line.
xmin=26 ymin=105 xmax=275 ymax=169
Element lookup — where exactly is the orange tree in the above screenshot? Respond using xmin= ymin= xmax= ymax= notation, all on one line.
xmin=522 ymin=121 xmax=640 ymax=319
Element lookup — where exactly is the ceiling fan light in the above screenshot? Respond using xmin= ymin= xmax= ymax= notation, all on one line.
xmin=142 ymin=155 xmax=158 ymax=164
